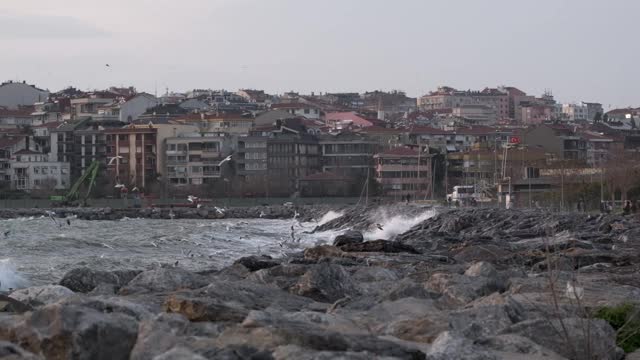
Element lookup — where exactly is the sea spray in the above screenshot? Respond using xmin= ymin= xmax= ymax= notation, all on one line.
xmin=363 ymin=208 xmax=437 ymax=240
xmin=0 ymin=258 xmax=29 ymax=291
xmin=317 ymin=210 xmax=344 ymax=226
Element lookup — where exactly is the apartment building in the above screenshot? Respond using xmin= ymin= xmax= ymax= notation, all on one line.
xmin=164 ymin=133 xmax=234 ymax=186
xmin=104 ymin=127 xmax=157 ymax=188
xmin=9 ymin=150 xmax=70 ymax=191
xmin=318 ymin=133 xmax=380 ymax=179
xmin=418 ymin=87 xmax=508 ymax=121
xmin=374 ymin=146 xmax=433 ymax=198
xmin=522 ymin=124 xmax=586 ymax=161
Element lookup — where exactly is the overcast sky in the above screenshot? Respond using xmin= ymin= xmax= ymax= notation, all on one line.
xmin=1 ymin=0 xmax=638 ymax=108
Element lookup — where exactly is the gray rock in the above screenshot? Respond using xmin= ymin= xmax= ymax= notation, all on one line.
xmin=427 ymin=273 xmax=505 ymax=306
xmin=152 ymin=347 xmax=207 ymax=360
xmin=273 ymin=345 xmax=402 ymax=360
xmin=9 ymin=285 xmax=76 ymax=307
xmin=427 ymin=331 xmax=497 ymax=360
xmin=119 ymin=268 xmax=210 ymax=295
xmin=333 ymin=231 xmax=364 ymax=247
xmin=477 ymin=334 xmax=567 ymax=359
xmin=0 ymin=341 xmax=43 ymax=359
xmin=59 ymin=268 xmax=141 ymax=293
xmin=340 ymin=240 xmax=420 ymax=254
xmin=3 ymin=302 xmax=139 ymax=360
xmin=501 ymin=318 xmax=621 ymax=360
xmin=163 ymin=294 xmax=249 ymax=322
xmin=292 ymin=263 xmax=358 ymax=303
xmin=465 ymin=262 xmax=498 ymax=278
xmin=449 ymin=305 xmax=515 ymax=340
xmin=233 ymin=255 xmax=280 ymax=272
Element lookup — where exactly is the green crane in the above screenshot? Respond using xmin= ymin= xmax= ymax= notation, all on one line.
xmin=51 ymin=161 xmax=100 ymax=206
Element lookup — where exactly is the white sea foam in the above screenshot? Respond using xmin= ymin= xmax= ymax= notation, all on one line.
xmin=363 ymin=208 xmax=437 ymax=240
xmin=317 ymin=211 xmax=344 ymax=225
xmin=0 ymin=259 xmax=29 ymax=291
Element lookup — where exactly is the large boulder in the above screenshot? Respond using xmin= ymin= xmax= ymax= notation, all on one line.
xmin=272 ymin=345 xmax=398 ymax=360
xmin=291 ymin=263 xmax=358 ymax=303
xmin=163 ymin=294 xmax=249 ymax=322
xmin=9 ymin=285 xmax=76 ymax=307
xmin=59 ymin=268 xmax=141 ymax=293
xmin=501 ymin=318 xmax=623 ymax=360
xmin=119 ymin=268 xmax=210 ymax=295
xmin=333 ymin=231 xmax=364 ymax=247
xmin=152 ymin=347 xmax=207 ymax=360
xmin=464 ymin=262 xmax=498 ymax=278
xmin=0 ymin=341 xmax=43 ymax=360
xmin=448 ymin=305 xmax=516 ymax=340
xmin=340 ymin=240 xmax=420 ymax=254
xmin=426 ymin=273 xmax=505 ymax=306
xmin=426 ymin=331 xmax=497 ymax=360
xmin=1 ymin=302 xmax=139 ymax=360
xmin=233 ymin=255 xmax=280 ymax=272
xmin=0 ymin=295 xmax=32 ymax=314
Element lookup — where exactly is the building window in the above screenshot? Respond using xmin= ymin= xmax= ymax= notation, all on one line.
xmin=118 ymin=135 xmax=127 ymax=141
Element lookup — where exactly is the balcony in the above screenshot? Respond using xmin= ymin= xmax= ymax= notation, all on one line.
xmin=166 ymin=150 xmax=187 ymax=155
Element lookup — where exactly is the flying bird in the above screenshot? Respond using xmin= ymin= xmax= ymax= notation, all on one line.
xmin=45 ymin=210 xmax=61 ymax=227
xmin=108 ymin=156 xmax=124 ymax=166
xmin=218 ymin=155 xmax=232 ymax=166
xmin=66 ymin=219 xmax=71 ymax=226
xmin=3 ymin=230 xmax=9 ymax=237
xmin=376 ymin=223 xmax=384 ymax=231
xmin=105 ymin=64 xmax=110 ymax=67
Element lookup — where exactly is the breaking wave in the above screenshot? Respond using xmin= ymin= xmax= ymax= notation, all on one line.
xmin=317 ymin=210 xmax=344 ymax=226
xmin=0 ymin=259 xmax=29 ymax=291
xmin=363 ymin=208 xmax=437 ymax=240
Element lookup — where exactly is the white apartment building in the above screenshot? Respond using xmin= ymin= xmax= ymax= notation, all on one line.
xmin=10 ymin=150 xmax=70 ymax=191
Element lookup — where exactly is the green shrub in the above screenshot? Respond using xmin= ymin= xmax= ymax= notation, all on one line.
xmin=594 ymin=303 xmax=640 ymax=353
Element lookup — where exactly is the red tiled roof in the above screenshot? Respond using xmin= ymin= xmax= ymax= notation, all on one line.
xmin=0 ymin=137 xmax=22 ymax=149
xmin=409 ymin=126 xmax=451 ymax=135
xmin=377 ymin=146 xmax=419 ymax=157
xmin=325 ymin=112 xmax=374 ymax=127
xmin=0 ymin=106 xmax=34 ymax=117
xmin=454 ymin=126 xmax=498 ymax=135
xmin=271 ymin=103 xmax=319 ymax=110
xmin=358 ymin=126 xmax=403 ymax=134
xmin=34 ymin=121 xmax=63 ymax=129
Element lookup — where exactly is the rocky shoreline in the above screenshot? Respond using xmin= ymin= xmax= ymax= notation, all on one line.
xmin=1 ymin=207 xmax=640 ymax=359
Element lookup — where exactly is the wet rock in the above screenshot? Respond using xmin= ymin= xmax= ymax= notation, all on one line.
xmin=0 ymin=295 xmax=32 ymax=314
xmin=59 ymin=268 xmax=141 ymax=293
xmin=449 ymin=305 xmax=515 ymax=340
xmin=119 ymin=268 xmax=210 ymax=295
xmin=216 ymin=319 xmax=426 ymax=359
xmin=3 ymin=302 xmax=138 ymax=360
xmin=0 ymin=341 xmax=43 ymax=360
xmin=152 ymin=347 xmax=207 ymax=360
xmin=303 ymin=245 xmax=347 ymax=262
xmin=453 ymin=245 xmax=513 ymax=264
xmin=426 ymin=331 xmax=497 ymax=360
xmin=340 ymin=240 xmax=420 ymax=254
xmin=170 ymin=279 xmax=314 ymax=313
xmin=333 ymin=231 xmax=364 ymax=247
xmin=164 ymin=294 xmax=249 ymax=322
xmin=427 ymin=273 xmax=505 ymax=306
xmin=272 ymin=345 xmax=399 ymax=360
xmin=292 ymin=263 xmax=358 ymax=303
xmin=233 ymin=255 xmax=280 ymax=272
xmin=246 ymin=264 xmax=311 ymax=291
xmin=464 ymin=262 xmax=498 ymax=278
xmin=501 ymin=318 xmax=621 ymax=360
xmin=476 ymin=334 xmax=567 ymax=359
xmin=130 ymin=313 xmax=225 ymax=360
xmin=9 ymin=285 xmax=76 ymax=307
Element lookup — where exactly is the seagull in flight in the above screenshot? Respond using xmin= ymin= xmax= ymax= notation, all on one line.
xmin=107 ymin=156 xmax=124 ymax=166
xmin=376 ymin=223 xmax=384 ymax=231
xmin=105 ymin=64 xmax=111 ymax=67
xmin=218 ymin=155 xmax=232 ymax=166
xmin=45 ymin=210 xmax=61 ymax=227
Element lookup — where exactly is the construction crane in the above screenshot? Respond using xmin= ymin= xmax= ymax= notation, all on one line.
xmin=51 ymin=161 xmax=100 ymax=207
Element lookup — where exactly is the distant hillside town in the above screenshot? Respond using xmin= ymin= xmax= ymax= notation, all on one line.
xmin=1 ymin=80 xmax=639 ymax=209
